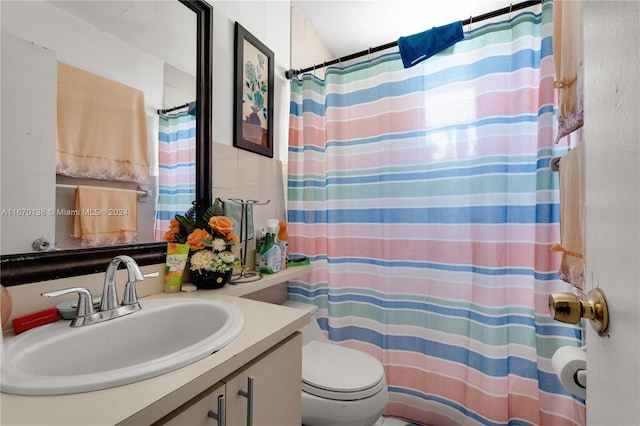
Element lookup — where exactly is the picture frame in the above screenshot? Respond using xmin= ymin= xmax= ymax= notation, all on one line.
xmin=233 ymin=22 xmax=274 ymax=158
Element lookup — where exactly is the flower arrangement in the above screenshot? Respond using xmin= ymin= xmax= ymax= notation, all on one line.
xmin=164 ymin=200 xmax=240 ymax=275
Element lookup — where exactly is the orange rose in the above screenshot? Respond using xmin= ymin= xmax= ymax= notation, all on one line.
xmin=163 ymin=229 xmax=177 ymax=242
xmin=163 ymin=218 xmax=181 ymax=242
xmin=186 ymin=228 xmax=212 ymax=251
xmin=209 ymin=216 xmax=234 ymax=235
xmin=226 ymin=232 xmax=240 ymax=243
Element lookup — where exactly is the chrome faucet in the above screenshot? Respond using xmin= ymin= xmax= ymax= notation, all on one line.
xmin=42 ymin=255 xmax=144 ymax=327
xmin=101 ymin=255 xmax=144 ymax=311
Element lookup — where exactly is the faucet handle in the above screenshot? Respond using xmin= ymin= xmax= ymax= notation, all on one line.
xmin=121 ymin=264 xmax=151 ymax=307
xmin=42 ymin=287 xmax=96 ymax=318
xmin=122 ymin=280 xmax=141 ymax=306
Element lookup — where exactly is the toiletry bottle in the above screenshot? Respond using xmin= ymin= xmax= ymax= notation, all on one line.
xmin=164 ymin=243 xmax=190 ymax=293
xmin=259 ymin=221 xmax=281 ymax=274
xmin=277 ymin=221 xmax=289 ymax=270
xmin=254 ymin=227 xmax=266 ymax=271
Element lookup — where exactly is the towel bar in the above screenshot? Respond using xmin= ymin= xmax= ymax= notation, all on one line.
xmin=55 ymin=184 xmax=149 ymax=197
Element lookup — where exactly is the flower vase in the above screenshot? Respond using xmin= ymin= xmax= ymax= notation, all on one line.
xmin=243 ymin=111 xmax=264 ymax=145
xmin=192 ymin=269 xmax=233 ymax=290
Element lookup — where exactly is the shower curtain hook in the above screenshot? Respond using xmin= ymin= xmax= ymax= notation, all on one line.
xmin=509 ymin=3 xmax=513 ymax=19
xmin=468 ymin=15 xmax=473 ymax=32
xmin=368 ymin=47 xmax=372 ymax=61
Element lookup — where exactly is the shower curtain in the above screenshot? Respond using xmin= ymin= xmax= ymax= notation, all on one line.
xmin=154 ymin=110 xmax=196 ymax=240
xmin=288 ymin=3 xmax=585 ymax=426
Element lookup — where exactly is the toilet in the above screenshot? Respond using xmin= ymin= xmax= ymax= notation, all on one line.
xmin=283 ymin=300 xmax=389 ymax=426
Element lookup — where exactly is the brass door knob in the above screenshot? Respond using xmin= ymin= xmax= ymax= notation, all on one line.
xmin=548 ymin=293 xmax=582 ymax=324
xmin=548 ymin=288 xmax=609 ymax=335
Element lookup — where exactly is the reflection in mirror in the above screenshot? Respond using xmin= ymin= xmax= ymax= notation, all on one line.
xmin=0 ymin=0 xmax=212 ymax=285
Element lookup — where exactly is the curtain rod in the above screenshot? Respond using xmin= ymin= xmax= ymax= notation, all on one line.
xmin=157 ymin=101 xmax=195 ymax=115
xmin=285 ymin=0 xmax=542 ymax=79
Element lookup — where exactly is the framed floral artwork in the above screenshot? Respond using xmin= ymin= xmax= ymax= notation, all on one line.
xmin=233 ymin=22 xmax=274 ymax=158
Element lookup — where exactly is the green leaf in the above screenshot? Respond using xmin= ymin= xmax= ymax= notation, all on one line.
xmin=184 ymin=206 xmax=197 ymax=221
xmin=213 ymin=198 xmax=224 ymax=216
xmin=204 ymin=198 xmax=224 ymax=222
xmin=175 ymin=214 xmax=196 ymax=235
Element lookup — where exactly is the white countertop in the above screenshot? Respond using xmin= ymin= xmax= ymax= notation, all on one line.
xmin=209 ymin=264 xmax=313 ymax=298
xmin=0 ymin=279 xmax=311 ymax=425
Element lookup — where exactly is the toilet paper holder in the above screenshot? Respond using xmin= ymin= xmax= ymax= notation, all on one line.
xmin=552 ymin=345 xmax=587 ymax=399
xmin=548 ymin=288 xmax=609 ymax=335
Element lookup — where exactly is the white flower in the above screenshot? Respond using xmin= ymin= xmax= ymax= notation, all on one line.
xmin=189 ymin=250 xmax=216 ymax=271
xmin=212 ymin=238 xmax=227 ymax=252
xmin=189 ymin=248 xmax=237 ymax=273
xmin=219 ymin=251 xmax=235 ymax=264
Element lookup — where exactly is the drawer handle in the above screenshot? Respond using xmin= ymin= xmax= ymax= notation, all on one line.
xmin=207 ymin=395 xmax=226 ymax=426
xmin=238 ymin=376 xmax=254 ymax=426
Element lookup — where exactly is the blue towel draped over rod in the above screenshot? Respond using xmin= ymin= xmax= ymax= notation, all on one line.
xmin=284 ymin=0 xmax=542 ymax=78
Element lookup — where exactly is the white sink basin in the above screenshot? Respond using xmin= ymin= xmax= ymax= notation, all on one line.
xmin=1 ymin=298 xmax=244 ymax=396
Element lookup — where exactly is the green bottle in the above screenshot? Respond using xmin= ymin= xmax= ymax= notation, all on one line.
xmin=259 ymin=221 xmax=281 ymax=274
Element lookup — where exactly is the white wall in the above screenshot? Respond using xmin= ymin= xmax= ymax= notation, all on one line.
xmin=290 ymin=5 xmax=335 ymax=79
xmin=209 ymin=0 xmax=291 ymax=162
xmin=1 ymin=34 xmax=57 ymax=255
xmin=583 ymin=1 xmax=640 ymax=424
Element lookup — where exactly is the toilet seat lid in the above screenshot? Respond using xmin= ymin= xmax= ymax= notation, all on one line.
xmin=302 ymin=341 xmax=385 ymax=400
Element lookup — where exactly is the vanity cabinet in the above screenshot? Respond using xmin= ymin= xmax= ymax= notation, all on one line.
xmin=159 ymin=383 xmax=226 ymax=426
xmin=223 ymin=332 xmax=302 ymax=425
xmin=156 ymin=332 xmax=302 ymax=426
xmin=1 ymin=296 xmax=309 ymax=426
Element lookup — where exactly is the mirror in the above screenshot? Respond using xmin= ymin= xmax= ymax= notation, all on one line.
xmin=0 ymin=0 xmax=212 ymax=286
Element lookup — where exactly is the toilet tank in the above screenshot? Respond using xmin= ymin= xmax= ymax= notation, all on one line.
xmin=283 ymin=300 xmax=328 ymax=345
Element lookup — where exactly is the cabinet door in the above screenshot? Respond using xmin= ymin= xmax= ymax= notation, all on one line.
xmin=159 ymin=382 xmax=226 ymax=426
xmin=224 ymin=333 xmax=302 ymax=426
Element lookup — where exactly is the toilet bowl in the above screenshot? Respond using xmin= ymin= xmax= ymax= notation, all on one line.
xmin=283 ymin=300 xmax=389 ymax=426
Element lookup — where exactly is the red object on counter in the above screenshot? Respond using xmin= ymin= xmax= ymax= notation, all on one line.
xmin=12 ymin=308 xmax=59 ymax=334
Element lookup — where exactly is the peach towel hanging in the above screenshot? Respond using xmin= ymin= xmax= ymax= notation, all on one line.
xmin=56 ymin=62 xmax=150 ymax=184
xmin=553 ymin=0 xmax=584 ymax=140
xmin=551 ymin=142 xmax=585 ymax=289
xmin=73 ymin=186 xmax=138 ymax=247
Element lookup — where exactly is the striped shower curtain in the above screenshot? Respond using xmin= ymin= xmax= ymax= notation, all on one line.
xmin=288 ymin=3 xmax=586 ymax=425
xmin=154 ymin=111 xmax=196 ymax=240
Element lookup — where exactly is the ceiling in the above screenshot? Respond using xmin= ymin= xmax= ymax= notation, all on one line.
xmin=48 ymin=1 xmax=196 ymax=75
xmin=291 ymin=0 xmax=517 ymax=59
xmin=49 ymin=1 xmax=526 ymax=74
